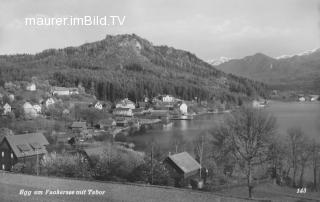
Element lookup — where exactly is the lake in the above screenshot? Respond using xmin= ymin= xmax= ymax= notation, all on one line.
xmin=266 ymin=100 xmax=320 ymax=141
xmin=127 ymin=101 xmax=320 ymax=152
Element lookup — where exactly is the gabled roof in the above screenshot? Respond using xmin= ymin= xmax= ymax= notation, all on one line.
xmin=3 ymin=133 xmax=49 ymax=158
xmin=165 ymin=152 xmax=201 ymax=176
xmin=117 ymin=98 xmax=135 ymax=105
xmin=83 ymin=147 xmax=106 ymax=158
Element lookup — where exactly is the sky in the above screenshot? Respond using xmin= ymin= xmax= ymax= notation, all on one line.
xmin=0 ymin=0 xmax=319 ymax=60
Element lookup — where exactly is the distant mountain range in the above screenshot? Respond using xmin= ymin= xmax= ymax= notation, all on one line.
xmin=0 ymin=34 xmax=269 ymax=102
xmin=212 ymin=49 xmax=320 ymax=93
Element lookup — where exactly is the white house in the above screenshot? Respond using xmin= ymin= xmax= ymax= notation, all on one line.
xmin=162 ymin=95 xmax=174 ymax=103
xmin=23 ymin=102 xmax=38 ymax=118
xmin=33 ymin=104 xmax=42 ymax=113
xmin=252 ymin=100 xmax=265 ymax=108
xmin=26 ymin=83 xmax=36 ymax=91
xmin=2 ymin=103 xmax=11 ymax=115
xmin=311 ymin=95 xmax=319 ymax=102
xmin=52 ymin=87 xmax=79 ymax=96
xmin=94 ymin=101 xmax=103 ymax=110
xmin=179 ymin=103 xmax=188 ymax=115
xmin=45 ymin=98 xmax=55 ymax=107
xmin=116 ymin=98 xmax=135 ymax=109
xmin=113 ymin=108 xmax=133 ymax=117
xmin=298 ymin=97 xmax=306 ymax=102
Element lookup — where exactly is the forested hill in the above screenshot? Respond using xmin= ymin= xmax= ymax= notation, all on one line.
xmin=0 ymin=34 xmax=269 ymax=103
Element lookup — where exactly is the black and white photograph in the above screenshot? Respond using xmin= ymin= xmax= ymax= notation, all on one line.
xmin=0 ymin=0 xmax=320 ymax=201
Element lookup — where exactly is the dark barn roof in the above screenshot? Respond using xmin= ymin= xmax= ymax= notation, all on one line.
xmin=165 ymin=152 xmax=201 ymax=178
xmin=3 ymin=133 xmax=49 ymax=158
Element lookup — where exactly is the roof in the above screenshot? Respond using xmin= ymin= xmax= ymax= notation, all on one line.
xmin=165 ymin=152 xmax=201 ymax=176
xmin=117 ymin=98 xmax=135 ymax=105
xmin=83 ymin=147 xmax=106 ymax=157
xmin=3 ymin=133 xmax=49 ymax=158
xmin=98 ymin=118 xmax=115 ymax=126
xmin=71 ymin=122 xmax=87 ymax=128
xmin=52 ymin=86 xmax=70 ymax=91
xmin=113 ymin=108 xmax=132 ymax=112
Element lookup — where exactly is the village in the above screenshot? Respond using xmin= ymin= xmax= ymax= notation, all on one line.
xmin=0 ymin=78 xmax=232 ymax=189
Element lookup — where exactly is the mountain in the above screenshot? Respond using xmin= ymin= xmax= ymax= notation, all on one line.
xmin=215 ymin=50 xmax=320 ymax=93
xmin=0 ymin=34 xmax=269 ymax=103
xmin=207 ymin=57 xmax=232 ymax=66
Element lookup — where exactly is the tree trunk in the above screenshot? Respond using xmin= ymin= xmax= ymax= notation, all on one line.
xmin=313 ymin=163 xmax=317 ymax=191
xmin=247 ymin=160 xmax=253 ymax=198
xmin=292 ymin=165 xmax=297 ymax=187
xmin=299 ymin=164 xmax=305 ymax=187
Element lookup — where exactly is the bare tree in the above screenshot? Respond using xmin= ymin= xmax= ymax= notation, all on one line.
xmin=298 ymin=138 xmax=312 ymax=187
xmin=216 ymin=106 xmax=277 ymax=198
xmin=311 ymin=141 xmax=320 ymax=191
xmin=267 ymin=139 xmax=286 ymax=184
xmin=193 ymin=132 xmax=210 ymax=178
xmin=287 ymin=127 xmax=304 ymax=187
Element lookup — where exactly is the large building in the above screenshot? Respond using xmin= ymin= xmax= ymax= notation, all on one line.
xmin=0 ymin=133 xmax=49 ymax=171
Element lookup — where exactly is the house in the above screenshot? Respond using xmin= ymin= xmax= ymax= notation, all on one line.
xmin=0 ymin=133 xmax=49 ymax=171
xmin=2 ymin=103 xmax=11 ymax=115
xmin=94 ymin=101 xmax=103 ymax=110
xmin=52 ymin=87 xmax=70 ymax=96
xmin=81 ymin=146 xmax=106 ymax=163
xmin=69 ymin=88 xmax=79 ymax=95
xmin=71 ymin=121 xmax=87 ymax=133
xmin=26 ymin=83 xmax=36 ymax=91
xmin=311 ymin=95 xmax=319 ymax=102
xmin=132 ymin=108 xmax=144 ymax=116
xmin=149 ymin=110 xmax=169 ymax=119
xmin=45 ymin=98 xmax=55 ymax=107
xmin=33 ymin=104 xmax=42 ymax=113
xmin=23 ymin=102 xmax=38 ymax=119
xmin=115 ymin=117 xmax=129 ymax=127
xmin=138 ymin=101 xmax=148 ymax=109
xmin=116 ymin=98 xmax=135 ymax=109
xmin=164 ymin=152 xmax=201 ymax=187
xmin=52 ymin=87 xmax=79 ymax=96
xmin=162 ymin=95 xmax=174 ymax=103
xmin=298 ymin=96 xmax=306 ymax=102
xmin=95 ymin=118 xmax=116 ymax=130
xmin=179 ymin=103 xmax=188 ymax=115
xmin=113 ymin=108 xmax=133 ymax=117
xmin=252 ymin=100 xmax=266 ymax=108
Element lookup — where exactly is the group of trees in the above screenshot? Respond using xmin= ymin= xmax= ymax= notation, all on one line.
xmin=206 ymin=106 xmax=320 ymax=198
xmin=20 ymin=143 xmax=173 ymax=186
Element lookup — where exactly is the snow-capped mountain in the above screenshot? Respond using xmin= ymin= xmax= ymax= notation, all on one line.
xmin=208 ymin=56 xmax=232 ymax=66
xmin=275 ymin=48 xmax=319 ymax=59
xmin=214 ymin=49 xmax=320 ymax=93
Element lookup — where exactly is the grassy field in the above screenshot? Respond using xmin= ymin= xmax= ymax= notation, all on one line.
xmin=0 ymin=172 xmax=257 ymax=202
xmin=216 ymin=182 xmax=320 ymax=202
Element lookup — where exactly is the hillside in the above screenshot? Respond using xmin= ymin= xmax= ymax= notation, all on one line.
xmin=0 ymin=172 xmax=265 ymax=202
xmin=0 ymin=34 xmax=269 ymax=103
xmin=214 ymin=50 xmax=320 ymax=93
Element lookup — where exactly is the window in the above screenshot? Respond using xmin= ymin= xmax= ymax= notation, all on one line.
xmin=1 ymin=152 xmax=4 ymax=158
xmin=10 ymin=153 xmax=13 ymax=159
